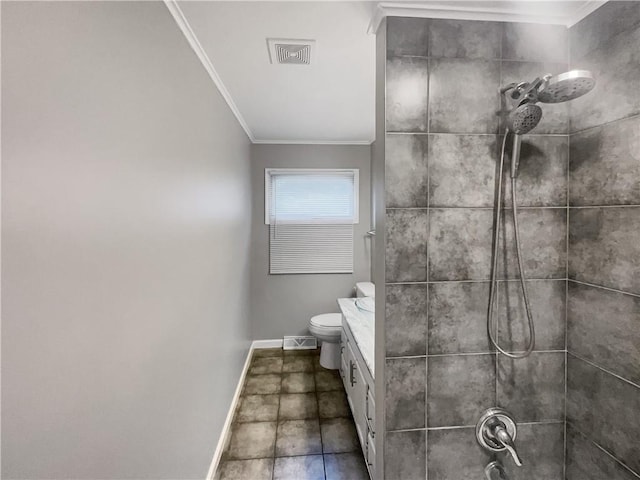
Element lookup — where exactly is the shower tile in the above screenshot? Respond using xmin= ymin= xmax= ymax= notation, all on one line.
xmin=385 ymin=430 xmax=426 ymax=480
xmin=569 ymin=207 xmax=640 ymax=294
xmin=427 ymin=427 xmax=493 ymax=479
xmin=385 ymin=283 xmax=427 ymax=357
xmin=215 ymin=458 xmax=274 ymax=480
xmin=428 ymin=281 xmax=493 ymax=354
xmin=566 ymin=425 xmax=639 ymax=480
xmin=569 ymin=116 xmax=640 ymax=206
xmin=497 ymin=279 xmax=566 ymax=352
xmin=502 ymin=23 xmax=568 ymax=63
xmin=567 ymin=354 xmax=640 ymax=473
xmin=428 ymin=58 xmax=500 ymax=134
xmin=428 ymin=134 xmax=498 ymax=208
xmin=273 ymin=455 xmax=324 ymax=480
xmin=386 ymin=57 xmax=429 ymax=132
xmin=386 ymin=17 xmax=429 ymax=57
xmin=498 ymin=422 xmax=564 ymax=480
xmin=429 ymin=19 xmax=502 ymax=59
xmin=385 ymin=357 xmax=426 ymax=430
xmin=500 ymin=61 xmax=569 ymax=134
xmin=427 ymin=354 xmax=496 ymax=427
xmin=570 ymin=25 xmax=640 ymax=133
xmin=497 ymin=208 xmax=567 ymax=280
xmin=385 ymin=134 xmax=428 ymax=208
xmin=568 ymin=282 xmax=640 ymax=385
xmin=497 ymin=351 xmax=565 ymax=422
xmin=428 ymin=208 xmax=493 ymax=281
xmin=385 ymin=209 xmax=428 ymax=282
xmin=502 ymin=136 xmax=568 ymax=208
xmin=570 ymin=0 xmax=640 ymax=61
xmin=324 ymin=453 xmax=369 ymax=480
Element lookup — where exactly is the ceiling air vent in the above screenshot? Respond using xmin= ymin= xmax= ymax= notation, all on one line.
xmin=267 ymin=38 xmax=315 ymax=65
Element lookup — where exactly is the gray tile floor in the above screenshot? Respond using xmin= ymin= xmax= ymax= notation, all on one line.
xmin=216 ymin=348 xmax=369 ymax=480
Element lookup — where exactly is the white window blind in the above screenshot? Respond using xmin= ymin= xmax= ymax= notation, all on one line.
xmin=265 ymin=169 xmax=359 ymax=274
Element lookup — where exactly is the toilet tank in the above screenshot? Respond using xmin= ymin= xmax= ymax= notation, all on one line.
xmin=355 ymin=282 xmax=375 ymax=298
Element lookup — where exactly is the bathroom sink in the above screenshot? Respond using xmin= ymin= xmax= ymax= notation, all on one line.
xmin=355 ymin=296 xmax=374 ymax=313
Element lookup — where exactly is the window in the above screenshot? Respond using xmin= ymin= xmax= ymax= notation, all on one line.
xmin=265 ymin=169 xmax=359 ymax=274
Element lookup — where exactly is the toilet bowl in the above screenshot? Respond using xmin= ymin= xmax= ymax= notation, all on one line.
xmin=309 ymin=282 xmax=375 ymax=370
xmin=309 ymin=313 xmax=342 ymax=370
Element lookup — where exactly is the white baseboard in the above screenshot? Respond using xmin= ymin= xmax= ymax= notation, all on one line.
xmin=252 ymin=339 xmax=284 ymax=349
xmin=205 ymin=339 xmax=283 ymax=479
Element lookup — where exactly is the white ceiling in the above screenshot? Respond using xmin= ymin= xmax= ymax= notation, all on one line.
xmin=170 ymin=1 xmax=605 ymax=145
xmin=176 ymin=1 xmax=377 ymax=144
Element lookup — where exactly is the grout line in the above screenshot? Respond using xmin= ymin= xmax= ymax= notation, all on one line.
xmin=425 ymin=50 xmax=430 ymax=480
xmin=564 ymin=127 xmax=570 ymax=471
xmin=386 ymin=278 xmax=567 ymax=286
xmin=387 ymin=205 xmax=571 ymax=210
xmin=564 ymin=126 xmax=570 ymax=480
xmin=426 ymin=419 xmax=565 ymax=432
xmin=567 ymin=352 xmax=640 ymax=390
xmin=385 ymin=354 xmax=427 ymax=360
xmin=386 ymin=131 xmax=571 ymax=137
xmin=496 ymin=33 xmax=504 ymax=420
xmin=569 ymin=111 xmax=640 ymax=136
xmin=567 ymin=422 xmax=640 ymax=479
xmin=569 ymin=204 xmax=640 ymax=209
xmin=568 ymin=279 xmax=640 ymax=298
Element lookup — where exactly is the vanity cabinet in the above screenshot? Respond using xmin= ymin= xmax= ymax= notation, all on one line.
xmin=340 ymin=320 xmax=376 ymax=479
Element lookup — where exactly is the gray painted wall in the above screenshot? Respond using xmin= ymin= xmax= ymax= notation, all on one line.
xmin=566 ymin=3 xmax=640 ymax=478
xmin=2 ymin=2 xmax=252 ymax=478
xmin=250 ymin=144 xmax=372 ymax=340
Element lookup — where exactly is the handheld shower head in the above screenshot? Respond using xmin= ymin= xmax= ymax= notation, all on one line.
xmin=506 ymin=104 xmax=542 ymax=178
xmin=537 ymin=70 xmax=595 ymax=103
xmin=507 ymin=103 xmax=542 ymax=134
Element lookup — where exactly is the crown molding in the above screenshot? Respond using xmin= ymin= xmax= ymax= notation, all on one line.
xmin=367 ymin=1 xmax=609 ymax=34
xmin=253 ymin=139 xmax=373 ymax=145
xmin=164 ymin=0 xmax=255 ymax=142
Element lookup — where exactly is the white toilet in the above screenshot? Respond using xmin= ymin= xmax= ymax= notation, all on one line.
xmin=309 ymin=282 xmax=375 ymax=370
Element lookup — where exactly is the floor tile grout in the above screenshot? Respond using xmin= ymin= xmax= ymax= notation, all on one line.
xmin=218 ymin=349 xmax=367 ymax=480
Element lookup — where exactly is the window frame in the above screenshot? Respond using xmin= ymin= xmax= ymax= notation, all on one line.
xmin=264 ymin=168 xmax=360 ymax=225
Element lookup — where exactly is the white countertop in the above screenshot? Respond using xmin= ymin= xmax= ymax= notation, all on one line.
xmin=337 ymin=297 xmax=375 ymax=377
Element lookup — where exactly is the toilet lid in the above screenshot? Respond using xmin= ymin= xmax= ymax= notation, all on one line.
xmin=310 ymin=313 xmax=342 ymax=328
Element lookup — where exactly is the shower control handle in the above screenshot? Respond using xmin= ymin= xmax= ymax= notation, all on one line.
xmin=476 ymin=408 xmax=522 ymax=468
xmin=492 ymin=423 xmax=522 ymax=467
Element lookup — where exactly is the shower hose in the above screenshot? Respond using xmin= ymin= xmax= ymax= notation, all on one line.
xmin=487 ymin=129 xmax=536 ymax=359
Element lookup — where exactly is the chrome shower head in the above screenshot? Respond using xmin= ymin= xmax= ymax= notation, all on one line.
xmin=507 ymin=103 xmax=542 ymax=134
xmin=537 ymin=70 xmax=595 ymax=103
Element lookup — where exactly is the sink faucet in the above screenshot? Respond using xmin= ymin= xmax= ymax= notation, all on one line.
xmin=476 ymin=408 xmax=523 ymax=468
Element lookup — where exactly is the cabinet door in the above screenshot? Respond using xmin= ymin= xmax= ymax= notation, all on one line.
xmin=366 ymin=386 xmax=376 ymax=436
xmin=366 ymin=430 xmax=376 ymax=479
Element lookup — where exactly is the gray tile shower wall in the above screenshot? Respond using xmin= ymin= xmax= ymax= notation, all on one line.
xmin=566 ymin=2 xmax=640 ymax=479
xmin=383 ymin=16 xmax=570 ymax=479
